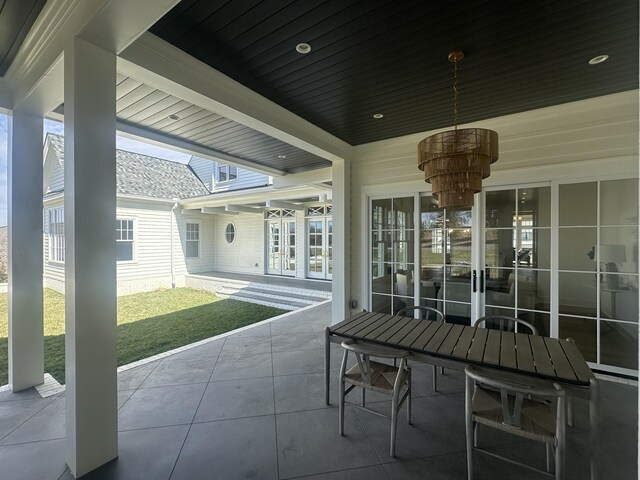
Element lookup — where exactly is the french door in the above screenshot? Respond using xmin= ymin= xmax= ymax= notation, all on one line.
xmin=307 ymin=206 xmax=332 ymax=280
xmin=266 ymin=210 xmax=296 ymax=276
xmin=368 ymin=178 xmax=638 ymax=375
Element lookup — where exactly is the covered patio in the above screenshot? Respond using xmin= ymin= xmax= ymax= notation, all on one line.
xmin=0 ymin=302 xmax=636 ymax=480
xmin=0 ymin=1 xmax=637 ymax=479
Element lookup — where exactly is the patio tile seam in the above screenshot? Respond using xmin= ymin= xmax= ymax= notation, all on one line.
xmin=131 ymin=381 xmax=210 ymax=393
xmin=282 ymin=463 xmax=391 ymax=480
xmin=118 ymin=420 xmax=195 ymax=433
xmin=0 ymin=432 xmax=66 ymax=447
xmin=0 ymin=396 xmax=58 ymax=443
xmin=270 ymin=322 xmax=281 ymax=480
xmin=189 ymin=412 xmax=277 ymax=427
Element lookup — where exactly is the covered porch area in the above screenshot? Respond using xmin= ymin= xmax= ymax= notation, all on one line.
xmin=0 ymin=302 xmax=636 ymax=480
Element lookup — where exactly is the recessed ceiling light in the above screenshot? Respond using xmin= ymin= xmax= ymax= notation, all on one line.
xmin=373 ymin=113 xmax=384 ymax=119
xmin=588 ymin=55 xmax=609 ymax=65
xmin=168 ymin=114 xmax=181 ymax=121
xmin=277 ymin=154 xmax=287 ymax=159
xmin=296 ymin=43 xmax=311 ymax=54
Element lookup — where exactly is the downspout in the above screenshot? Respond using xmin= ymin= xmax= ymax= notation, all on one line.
xmin=171 ymin=198 xmax=180 ymax=288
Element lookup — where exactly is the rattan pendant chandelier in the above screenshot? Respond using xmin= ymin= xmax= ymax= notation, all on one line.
xmin=417 ymin=50 xmax=498 ymax=208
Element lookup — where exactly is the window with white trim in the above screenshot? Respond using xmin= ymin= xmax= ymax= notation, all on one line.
xmin=217 ymin=164 xmax=238 ymax=182
xmin=48 ymin=208 xmax=65 ymax=262
xmin=186 ymin=222 xmax=200 ymax=258
xmin=116 ymin=219 xmax=135 ymax=262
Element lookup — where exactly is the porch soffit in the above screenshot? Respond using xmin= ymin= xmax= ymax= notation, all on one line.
xmin=52 ymin=73 xmax=332 ymax=176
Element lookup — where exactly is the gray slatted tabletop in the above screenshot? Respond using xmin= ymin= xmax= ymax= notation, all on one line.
xmin=328 ymin=311 xmax=594 ymax=386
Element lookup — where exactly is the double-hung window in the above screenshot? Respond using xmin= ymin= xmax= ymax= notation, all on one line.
xmin=116 ymin=219 xmax=135 ymax=262
xmin=48 ymin=208 xmax=65 ymax=262
xmin=186 ymin=222 xmax=200 ymax=258
xmin=217 ymin=164 xmax=238 ymax=182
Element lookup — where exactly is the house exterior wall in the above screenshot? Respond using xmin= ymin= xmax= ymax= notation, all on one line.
xmin=43 ymin=197 xmax=215 ymax=296
xmin=212 ymin=212 xmax=265 ymax=275
xmin=348 ymin=91 xmax=639 ymax=314
xmin=189 ymin=156 xmax=270 ymax=193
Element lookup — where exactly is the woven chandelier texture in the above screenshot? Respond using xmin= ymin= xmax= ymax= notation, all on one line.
xmin=417 ymin=50 xmax=498 ymax=208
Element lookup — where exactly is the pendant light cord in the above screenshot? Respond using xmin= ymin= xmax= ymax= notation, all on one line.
xmin=453 ymin=59 xmax=459 ymax=131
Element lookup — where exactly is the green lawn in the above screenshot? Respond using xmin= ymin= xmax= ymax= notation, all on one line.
xmin=0 ymin=288 xmax=286 ymax=386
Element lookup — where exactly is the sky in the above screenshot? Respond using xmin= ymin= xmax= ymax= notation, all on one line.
xmin=0 ymin=115 xmax=192 ymax=226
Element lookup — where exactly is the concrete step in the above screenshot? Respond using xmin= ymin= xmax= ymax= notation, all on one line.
xmin=185 ymin=274 xmax=330 ymax=311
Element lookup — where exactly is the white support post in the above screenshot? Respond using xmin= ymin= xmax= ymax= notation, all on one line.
xmin=331 ymin=158 xmax=350 ymax=324
xmin=7 ymin=111 xmax=44 ymax=392
xmin=64 ymin=36 xmax=118 ymax=477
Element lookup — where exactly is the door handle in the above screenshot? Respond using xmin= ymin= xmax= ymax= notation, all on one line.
xmin=472 ymin=270 xmax=477 ymax=293
xmin=480 ymin=270 xmax=485 ymax=293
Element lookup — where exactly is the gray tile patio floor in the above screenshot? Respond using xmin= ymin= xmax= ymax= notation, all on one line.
xmin=0 ymin=302 xmax=637 ymax=479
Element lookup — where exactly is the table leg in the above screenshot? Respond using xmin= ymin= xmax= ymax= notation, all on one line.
xmin=589 ymin=377 xmax=599 ymax=480
xmin=325 ymin=327 xmax=331 ymax=406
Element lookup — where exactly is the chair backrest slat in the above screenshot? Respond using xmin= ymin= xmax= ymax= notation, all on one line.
xmin=474 ymin=314 xmax=538 ymax=336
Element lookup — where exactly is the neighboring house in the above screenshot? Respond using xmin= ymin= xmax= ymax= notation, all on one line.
xmin=42 ymin=134 xmax=333 ymax=295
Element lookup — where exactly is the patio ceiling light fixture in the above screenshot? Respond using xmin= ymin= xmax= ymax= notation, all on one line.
xmin=417 ymin=49 xmax=498 ymax=208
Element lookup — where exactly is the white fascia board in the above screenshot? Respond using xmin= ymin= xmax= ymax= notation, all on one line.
xmin=272 ymin=167 xmax=332 ymax=189
xmin=181 ymin=185 xmax=327 ymax=209
xmin=118 ymin=33 xmax=353 ymax=163
xmin=5 ymin=0 xmax=179 ymax=114
xmin=225 ymin=205 xmax=264 ymax=214
xmin=116 ymin=194 xmax=176 ymax=205
xmin=116 ymin=121 xmax=285 ymax=176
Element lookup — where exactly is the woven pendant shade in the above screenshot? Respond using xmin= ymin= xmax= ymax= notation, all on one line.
xmin=417 ymin=50 xmax=499 ymax=208
xmin=418 ymin=128 xmax=499 ymax=207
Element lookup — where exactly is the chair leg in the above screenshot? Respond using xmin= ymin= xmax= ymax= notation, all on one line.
xmin=362 ymin=388 xmax=366 ymax=407
xmin=338 ymin=380 xmax=345 ymax=436
xmin=473 ymin=423 xmax=479 ymax=448
xmin=407 ymin=371 xmax=412 ymax=425
xmin=432 ymin=365 xmax=438 ymax=392
xmin=390 ymin=392 xmax=399 ymax=457
xmin=546 ymin=443 xmax=552 ymax=473
xmin=567 ymin=397 xmax=574 ymax=427
xmin=465 ymin=376 xmax=474 ymax=480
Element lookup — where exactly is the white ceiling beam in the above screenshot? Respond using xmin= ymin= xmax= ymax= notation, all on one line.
xmin=272 ymin=167 xmax=332 ymax=189
xmin=225 ymin=205 xmax=263 ymax=214
xmin=181 ymin=209 xmax=201 ymax=215
xmin=5 ymin=0 xmax=179 ymax=114
xmin=266 ymin=200 xmax=305 ymax=211
xmin=201 ymin=207 xmax=238 ymax=216
xmin=116 ymin=121 xmax=285 ymax=176
xmin=119 ymin=33 xmax=353 ymax=163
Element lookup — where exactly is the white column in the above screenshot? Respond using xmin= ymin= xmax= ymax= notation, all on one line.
xmin=331 ymin=158 xmax=350 ymax=324
xmin=64 ymin=36 xmax=117 ymax=477
xmin=7 ymin=111 xmax=44 ymax=392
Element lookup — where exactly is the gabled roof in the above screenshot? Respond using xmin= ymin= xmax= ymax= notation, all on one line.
xmin=46 ymin=134 xmax=210 ymax=200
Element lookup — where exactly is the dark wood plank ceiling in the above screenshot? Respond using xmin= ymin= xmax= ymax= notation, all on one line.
xmin=0 ymin=0 xmax=47 ymax=76
xmin=150 ymin=0 xmax=639 ymax=145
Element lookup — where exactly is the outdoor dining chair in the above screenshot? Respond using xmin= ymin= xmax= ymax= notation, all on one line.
xmin=397 ymin=306 xmax=445 ymax=392
xmin=465 ymin=365 xmax=566 ymax=480
xmin=474 ymin=314 xmax=538 ymax=335
xmin=338 ymin=340 xmax=411 ymax=457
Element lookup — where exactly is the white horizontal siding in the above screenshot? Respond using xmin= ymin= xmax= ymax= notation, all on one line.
xmin=213 ymin=212 xmax=264 ymax=275
xmin=212 ymin=169 xmax=270 ymax=193
xmin=188 ymin=157 xmax=214 ymax=191
xmin=348 ymin=91 xmax=639 ymax=313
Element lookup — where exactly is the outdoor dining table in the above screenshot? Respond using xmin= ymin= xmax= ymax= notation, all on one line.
xmin=324 ymin=311 xmax=600 ymax=479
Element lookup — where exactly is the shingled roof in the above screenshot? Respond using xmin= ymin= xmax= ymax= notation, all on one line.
xmin=46 ymin=134 xmax=210 ymax=200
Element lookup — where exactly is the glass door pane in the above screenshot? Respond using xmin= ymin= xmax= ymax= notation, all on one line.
xmin=483 ymin=187 xmax=551 ymax=335
xmin=307 ymin=219 xmax=324 ymax=278
xmin=282 ymin=220 xmax=296 ymax=275
xmin=419 ymin=196 xmax=470 ymax=324
xmin=559 ymin=179 xmax=639 ymax=372
xmin=267 ymin=221 xmax=281 ymax=274
xmin=371 ymin=197 xmax=414 ymax=314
